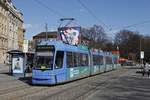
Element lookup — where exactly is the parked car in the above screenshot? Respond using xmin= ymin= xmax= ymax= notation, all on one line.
xmin=122 ymin=60 xmax=135 ymax=66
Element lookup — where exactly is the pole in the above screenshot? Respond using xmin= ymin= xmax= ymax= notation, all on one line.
xmin=140 ymin=38 xmax=141 ymax=65
xmin=117 ymin=46 xmax=119 ymax=59
xmin=45 ymin=23 xmax=48 ymax=40
xmin=140 ymin=38 xmax=143 ymax=67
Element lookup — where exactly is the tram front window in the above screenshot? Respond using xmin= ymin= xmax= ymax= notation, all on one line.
xmin=35 ymin=45 xmax=55 ymax=69
xmin=36 ymin=56 xmax=53 ymax=69
xmin=35 ymin=51 xmax=54 ymax=69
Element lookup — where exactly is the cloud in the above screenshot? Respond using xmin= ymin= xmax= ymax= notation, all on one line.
xmin=23 ymin=24 xmax=32 ymax=29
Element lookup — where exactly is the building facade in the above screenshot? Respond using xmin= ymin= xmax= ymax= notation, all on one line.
xmin=32 ymin=31 xmax=91 ymax=49
xmin=32 ymin=31 xmax=58 ymax=50
xmin=0 ymin=0 xmax=24 ymax=64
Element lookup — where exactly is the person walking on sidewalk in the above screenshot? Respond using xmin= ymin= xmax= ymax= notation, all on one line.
xmin=142 ymin=62 xmax=146 ymax=76
xmin=147 ymin=63 xmax=150 ymax=77
xmin=144 ymin=63 xmax=150 ymax=77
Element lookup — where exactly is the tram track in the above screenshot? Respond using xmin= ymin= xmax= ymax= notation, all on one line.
xmin=41 ymin=68 xmax=130 ymax=100
xmin=0 ymin=79 xmax=26 ymax=86
xmin=0 ymin=86 xmax=49 ymax=100
xmin=39 ymin=74 xmax=116 ymax=100
xmin=0 ymin=68 xmax=129 ymax=100
xmin=76 ymin=68 xmax=134 ymax=100
xmin=0 ymin=84 xmax=30 ymax=95
xmin=0 ymin=70 xmax=113 ymax=100
xmin=0 ymin=78 xmax=30 ymax=95
xmin=18 ymin=68 xmax=128 ymax=100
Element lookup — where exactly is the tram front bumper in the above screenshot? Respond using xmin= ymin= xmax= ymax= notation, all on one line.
xmin=32 ymin=69 xmax=56 ymax=85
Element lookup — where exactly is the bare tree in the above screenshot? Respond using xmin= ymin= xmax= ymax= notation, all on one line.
xmin=141 ymin=35 xmax=150 ymax=62
xmin=114 ymin=29 xmax=141 ymax=60
xmin=81 ymin=25 xmax=107 ymax=49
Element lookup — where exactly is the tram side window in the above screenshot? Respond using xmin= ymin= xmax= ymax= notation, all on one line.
xmin=73 ymin=53 xmax=79 ymax=67
xmin=106 ymin=57 xmax=112 ymax=64
xmin=78 ymin=53 xmax=81 ymax=66
xmin=77 ymin=53 xmax=81 ymax=66
xmin=80 ymin=54 xmax=88 ymax=67
xmin=110 ymin=57 xmax=113 ymax=64
xmin=85 ymin=54 xmax=88 ymax=66
xmin=100 ymin=56 xmax=103 ymax=65
xmin=113 ymin=57 xmax=118 ymax=64
xmin=93 ymin=55 xmax=96 ymax=65
xmin=106 ymin=57 xmax=110 ymax=64
xmin=55 ymin=51 xmax=64 ymax=69
xmin=93 ymin=55 xmax=99 ymax=65
xmin=67 ymin=52 xmax=74 ymax=67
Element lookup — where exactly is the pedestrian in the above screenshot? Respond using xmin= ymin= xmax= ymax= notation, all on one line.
xmin=142 ymin=62 xmax=145 ymax=76
xmin=147 ymin=63 xmax=150 ymax=77
xmin=144 ymin=63 xmax=150 ymax=77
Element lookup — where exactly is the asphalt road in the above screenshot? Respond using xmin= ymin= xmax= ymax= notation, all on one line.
xmin=0 ymin=66 xmax=149 ymax=100
xmin=86 ymin=68 xmax=150 ymax=100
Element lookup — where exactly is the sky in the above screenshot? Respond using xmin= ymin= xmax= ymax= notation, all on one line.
xmin=12 ymin=0 xmax=150 ymax=40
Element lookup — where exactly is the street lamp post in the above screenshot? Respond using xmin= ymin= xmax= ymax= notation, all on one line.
xmin=117 ymin=46 xmax=120 ymax=65
xmin=140 ymin=38 xmax=144 ymax=67
xmin=45 ymin=23 xmax=48 ymax=40
xmin=140 ymin=38 xmax=141 ymax=65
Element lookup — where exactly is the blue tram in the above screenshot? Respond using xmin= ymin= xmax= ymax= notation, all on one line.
xmin=32 ymin=40 xmax=120 ymax=85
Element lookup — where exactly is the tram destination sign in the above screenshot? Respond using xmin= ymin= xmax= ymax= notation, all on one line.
xmin=36 ymin=45 xmax=55 ymax=51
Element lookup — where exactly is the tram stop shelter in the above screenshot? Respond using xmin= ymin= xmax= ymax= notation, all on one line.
xmin=7 ymin=50 xmax=34 ymax=78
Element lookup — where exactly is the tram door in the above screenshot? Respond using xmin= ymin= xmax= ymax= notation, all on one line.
xmin=54 ymin=51 xmax=66 ymax=83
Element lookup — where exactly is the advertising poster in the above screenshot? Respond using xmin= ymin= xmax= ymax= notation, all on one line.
xmin=12 ymin=57 xmax=23 ymax=73
xmin=58 ymin=27 xmax=81 ymax=45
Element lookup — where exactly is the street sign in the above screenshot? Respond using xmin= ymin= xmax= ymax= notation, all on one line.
xmin=140 ymin=51 xmax=144 ymax=59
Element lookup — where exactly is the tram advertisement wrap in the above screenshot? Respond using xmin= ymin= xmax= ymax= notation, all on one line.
xmin=68 ymin=67 xmax=89 ymax=79
xmin=58 ymin=27 xmax=81 ymax=45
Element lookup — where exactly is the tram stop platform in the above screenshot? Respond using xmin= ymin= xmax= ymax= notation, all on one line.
xmin=0 ymin=65 xmax=150 ymax=100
